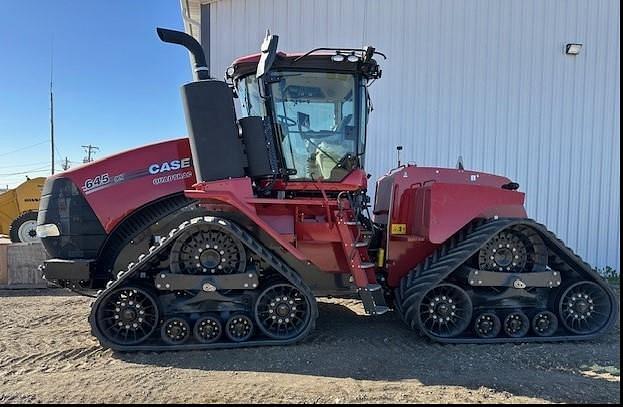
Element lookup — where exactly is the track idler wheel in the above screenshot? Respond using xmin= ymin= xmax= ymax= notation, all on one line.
xmin=559 ymin=281 xmax=612 ymax=335
xmin=225 ymin=314 xmax=254 ymax=342
xmin=474 ymin=312 xmax=501 ymax=338
xmin=254 ymin=283 xmax=312 ymax=340
xmin=95 ymin=286 xmax=159 ymax=346
xmin=503 ymin=311 xmax=530 ymax=338
xmin=418 ymin=284 xmax=473 ymax=338
xmin=531 ymin=311 xmax=558 ymax=337
xmin=194 ymin=316 xmax=223 ymax=344
xmin=161 ymin=317 xmax=191 ymax=345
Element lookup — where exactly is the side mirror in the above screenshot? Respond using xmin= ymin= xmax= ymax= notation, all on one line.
xmin=256 ymin=30 xmax=279 ymax=79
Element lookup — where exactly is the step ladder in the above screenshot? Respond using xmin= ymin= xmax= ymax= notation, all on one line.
xmin=336 ymin=217 xmax=389 ymax=315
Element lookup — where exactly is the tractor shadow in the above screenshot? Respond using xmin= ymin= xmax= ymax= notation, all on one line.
xmin=0 ymin=288 xmax=77 ymax=298
xmin=116 ymin=300 xmax=620 ymax=404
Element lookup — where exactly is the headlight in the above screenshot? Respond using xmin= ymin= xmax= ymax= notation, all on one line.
xmin=36 ymin=224 xmax=60 ymax=238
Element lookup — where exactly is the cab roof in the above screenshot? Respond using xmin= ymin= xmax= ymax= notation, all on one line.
xmin=227 ymin=52 xmax=381 ymax=81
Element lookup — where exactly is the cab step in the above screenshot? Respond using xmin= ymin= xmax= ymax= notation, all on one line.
xmin=358 ymin=284 xmax=389 ymax=315
xmin=360 ymin=262 xmax=376 ymax=269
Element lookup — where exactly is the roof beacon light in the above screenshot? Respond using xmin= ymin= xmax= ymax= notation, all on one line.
xmin=331 ymin=53 xmax=345 ymax=62
xmin=347 ymin=53 xmax=360 ymax=63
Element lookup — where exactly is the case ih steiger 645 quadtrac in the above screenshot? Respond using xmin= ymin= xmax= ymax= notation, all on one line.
xmin=39 ymin=28 xmax=617 ymax=351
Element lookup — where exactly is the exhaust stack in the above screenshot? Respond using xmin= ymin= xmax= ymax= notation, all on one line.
xmin=157 ymin=27 xmax=210 ymax=81
xmin=157 ymin=27 xmax=245 ymax=183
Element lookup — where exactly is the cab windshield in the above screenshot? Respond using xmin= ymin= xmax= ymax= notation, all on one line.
xmin=238 ymin=70 xmax=366 ymax=181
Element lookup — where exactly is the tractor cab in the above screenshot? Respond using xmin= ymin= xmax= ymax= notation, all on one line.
xmin=227 ymin=37 xmax=383 ymax=186
xmin=157 ymin=28 xmax=382 ymax=197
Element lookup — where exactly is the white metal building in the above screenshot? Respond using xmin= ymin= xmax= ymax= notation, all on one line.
xmin=180 ymin=0 xmax=620 ymax=271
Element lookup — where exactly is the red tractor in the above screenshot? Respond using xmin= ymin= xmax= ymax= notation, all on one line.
xmin=39 ymin=29 xmax=617 ymax=350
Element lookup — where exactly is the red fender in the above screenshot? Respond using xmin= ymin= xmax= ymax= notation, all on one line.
xmin=424 ymin=182 xmax=526 ymax=244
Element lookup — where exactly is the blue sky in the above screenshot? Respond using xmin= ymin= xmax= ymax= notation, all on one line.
xmin=0 ymin=1 xmax=192 ymax=188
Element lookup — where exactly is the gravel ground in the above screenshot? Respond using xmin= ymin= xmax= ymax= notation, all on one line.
xmin=0 ymin=288 xmax=619 ymax=404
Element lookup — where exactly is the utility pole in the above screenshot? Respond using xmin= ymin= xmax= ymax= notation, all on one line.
xmin=62 ymin=157 xmax=70 ymax=171
xmin=50 ymin=39 xmax=55 ymax=175
xmin=82 ymin=145 xmax=99 ymax=163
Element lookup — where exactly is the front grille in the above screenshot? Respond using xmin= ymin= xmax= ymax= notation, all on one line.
xmin=38 ymin=177 xmax=106 ymax=259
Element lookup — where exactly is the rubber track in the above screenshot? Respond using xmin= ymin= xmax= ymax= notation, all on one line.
xmin=395 ymin=218 xmax=619 ymax=344
xmin=89 ymin=216 xmax=318 ymax=352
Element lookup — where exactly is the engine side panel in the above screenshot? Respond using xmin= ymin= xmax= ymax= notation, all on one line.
xmin=413 ymin=182 xmax=526 ymax=244
xmin=59 ymin=138 xmax=196 ymax=233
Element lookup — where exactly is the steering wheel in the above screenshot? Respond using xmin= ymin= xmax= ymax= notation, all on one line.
xmin=277 ymin=115 xmax=297 ymax=127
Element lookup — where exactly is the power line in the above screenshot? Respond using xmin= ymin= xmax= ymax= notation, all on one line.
xmin=0 ymin=140 xmax=49 ymax=158
xmin=0 ymin=166 xmax=51 ymax=177
xmin=0 ymin=161 xmax=51 ymax=169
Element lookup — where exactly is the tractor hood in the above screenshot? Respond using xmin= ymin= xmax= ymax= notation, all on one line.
xmin=374 ymin=165 xmax=527 ymax=244
xmin=379 ymin=165 xmax=515 ymax=189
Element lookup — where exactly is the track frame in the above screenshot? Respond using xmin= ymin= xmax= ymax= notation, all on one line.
xmin=89 ymin=216 xmax=318 ymax=352
xmin=395 ymin=218 xmax=619 ymax=344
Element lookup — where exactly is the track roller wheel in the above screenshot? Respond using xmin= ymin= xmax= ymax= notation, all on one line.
xmin=161 ymin=317 xmax=191 ymax=345
xmin=558 ymin=281 xmax=612 ymax=335
xmin=473 ymin=312 xmax=501 ymax=338
xmin=225 ymin=314 xmax=253 ymax=342
xmin=254 ymin=283 xmax=312 ymax=340
xmin=503 ymin=311 xmax=529 ymax=338
xmin=418 ymin=284 xmax=473 ymax=338
xmin=193 ymin=316 xmax=222 ymax=344
xmin=95 ymin=286 xmax=159 ymax=346
xmin=531 ymin=311 xmax=558 ymax=337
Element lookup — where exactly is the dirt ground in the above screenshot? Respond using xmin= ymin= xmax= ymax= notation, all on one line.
xmin=0 ymin=289 xmax=619 ymax=404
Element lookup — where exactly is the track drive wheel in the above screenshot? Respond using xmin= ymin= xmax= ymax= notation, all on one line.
xmin=169 ymin=225 xmax=246 ymax=275
xmin=478 ymin=225 xmax=547 ymax=273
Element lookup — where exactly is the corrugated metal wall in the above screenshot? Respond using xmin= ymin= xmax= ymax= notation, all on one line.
xmin=204 ymin=0 xmax=620 ymax=271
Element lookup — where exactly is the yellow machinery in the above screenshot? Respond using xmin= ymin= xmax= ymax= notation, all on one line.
xmin=0 ymin=177 xmax=45 ymax=243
